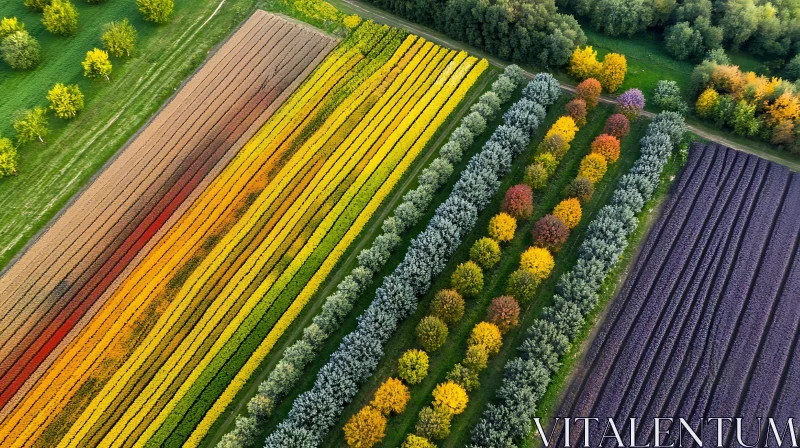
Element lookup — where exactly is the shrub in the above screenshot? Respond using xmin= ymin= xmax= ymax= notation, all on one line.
xmin=501 ymin=185 xmax=534 ymax=220
xmin=137 ymin=0 xmax=174 ymax=23
xmin=520 ymin=247 xmax=555 ymax=282
xmin=47 ymin=83 xmax=84 ymax=119
xmin=553 ymin=198 xmax=582 ymax=229
xmin=398 ymin=349 xmax=429 ymax=385
xmin=343 ymin=14 xmax=362 ymax=30
xmin=488 ymin=212 xmax=516 ymax=242
xmin=343 ymin=406 xmax=386 ymax=448
xmin=416 ymin=316 xmax=448 ymax=352
xmin=82 ymin=48 xmax=112 ymax=80
xmin=24 ymin=0 xmax=51 ymax=11
xmin=432 ymin=381 xmax=469 ymax=415
xmin=42 ymin=0 xmax=78 ymax=36
xmin=463 ymin=344 xmax=489 ymax=371
xmin=451 ymin=261 xmax=484 ymax=297
xmin=603 ymin=113 xmax=630 ymax=139
xmin=415 ymin=406 xmax=452 ymax=440
xmin=534 ymin=152 xmax=558 ymax=175
xmin=102 ymin=19 xmax=137 ymax=57
xmin=486 ymin=296 xmax=520 ymax=333
xmin=563 ymin=176 xmax=595 ymax=205
xmin=0 ymin=17 xmax=25 ymax=40
xmin=402 ymin=434 xmax=436 ymax=448
xmin=616 ymin=88 xmax=645 ymax=120
xmin=1 ymin=30 xmax=39 ymax=69
xmin=430 ymin=289 xmax=465 ymax=325
xmin=590 ymin=134 xmax=621 ymax=163
xmin=468 ymin=322 xmax=502 ymax=355
xmin=523 ymin=163 xmax=549 ymax=190
xmin=0 ymin=138 xmax=17 ymax=178
xmin=576 ymin=78 xmax=602 ymax=109
xmin=568 ymin=46 xmax=602 ymax=80
xmin=371 ymin=378 xmax=410 ymax=415
xmin=600 ymin=53 xmax=627 ymax=93
xmin=505 ymin=269 xmax=539 ymax=304
xmin=565 ymin=98 xmax=587 ymax=126
xmin=578 ymin=153 xmax=608 ymax=184
xmin=545 ymin=116 xmax=578 ymax=143
xmin=469 ymin=237 xmax=501 ymax=270
xmin=537 ymin=133 xmax=569 ymax=159
xmin=447 ymin=363 xmax=481 ymax=393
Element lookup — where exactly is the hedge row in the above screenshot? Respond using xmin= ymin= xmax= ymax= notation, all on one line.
xmin=262 ymin=73 xmax=562 ymax=447
xmin=469 ymin=111 xmax=687 ymax=448
xmin=216 ymin=65 xmax=527 ymax=448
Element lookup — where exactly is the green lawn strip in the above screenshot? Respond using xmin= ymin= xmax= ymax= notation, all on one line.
xmin=517 ymin=150 xmax=685 ymax=448
xmin=377 ymin=100 xmax=617 ymax=448
xmin=194 ymin=68 xmax=499 ymax=448
xmin=235 ymin=76 xmax=512 ymax=448
xmin=447 ymin=112 xmax=653 ymax=448
xmin=0 ymin=0 xmax=258 ymax=270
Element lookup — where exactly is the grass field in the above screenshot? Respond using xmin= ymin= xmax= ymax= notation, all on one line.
xmin=0 ymin=0 xmax=259 ymax=271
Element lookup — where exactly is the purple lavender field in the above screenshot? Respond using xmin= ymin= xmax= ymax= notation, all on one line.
xmin=554 ymin=143 xmax=800 ymax=447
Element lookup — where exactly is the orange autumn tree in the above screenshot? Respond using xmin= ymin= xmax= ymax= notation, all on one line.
xmin=590 ymin=134 xmax=621 ymax=163
xmin=344 ymin=406 xmax=387 ymax=448
xmin=576 ymin=78 xmax=602 ymax=109
xmin=765 ymin=92 xmax=800 ymax=127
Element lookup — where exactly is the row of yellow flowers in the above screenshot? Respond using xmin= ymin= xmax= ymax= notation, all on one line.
xmin=0 ymin=31 xmax=375 ymax=446
xmin=60 ymin=35 xmax=432 ymax=447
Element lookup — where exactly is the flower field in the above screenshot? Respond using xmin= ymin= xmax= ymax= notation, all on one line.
xmin=0 ymin=11 xmax=486 ymax=448
xmin=0 ymin=9 xmax=334 ymax=418
xmin=555 ymin=143 xmax=800 ymax=446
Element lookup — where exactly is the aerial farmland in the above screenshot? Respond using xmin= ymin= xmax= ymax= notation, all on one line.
xmin=0 ymin=0 xmax=798 ymax=447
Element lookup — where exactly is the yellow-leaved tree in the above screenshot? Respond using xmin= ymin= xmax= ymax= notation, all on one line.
xmin=47 ymin=83 xmax=84 ymax=119
xmin=343 ymin=406 xmax=387 ymax=448
xmin=569 ymin=46 xmax=602 ymax=80
xmin=432 ymin=381 xmax=469 ymax=415
xmin=82 ymin=48 xmax=112 ymax=80
xmin=519 ymin=247 xmax=555 ymax=282
xmin=371 ymin=377 xmax=410 ymax=415
xmin=545 ymin=116 xmax=579 ymax=143
xmin=695 ymin=88 xmax=719 ymax=118
xmin=600 ymin=53 xmax=627 ymax=93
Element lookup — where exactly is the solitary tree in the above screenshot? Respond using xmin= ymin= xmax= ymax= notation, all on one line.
xmin=47 ymin=83 xmax=84 ymax=119
xmin=1 ymin=31 xmax=40 ymax=69
xmin=43 ymin=0 xmax=79 ymax=36
xmin=82 ymin=48 xmax=112 ymax=80
xmin=13 ymin=107 xmax=49 ymax=144
xmin=102 ymin=19 xmax=137 ymax=57
xmin=137 ymin=0 xmax=174 ymax=24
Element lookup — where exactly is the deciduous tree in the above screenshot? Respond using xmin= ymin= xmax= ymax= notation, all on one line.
xmin=553 ymin=197 xmax=583 ymax=228
xmin=695 ymin=88 xmax=719 ymax=118
xmin=501 ymin=184 xmax=534 ymax=219
xmin=1 ymin=30 xmax=40 ymax=69
xmin=486 ymin=296 xmax=520 ymax=333
xmin=0 ymin=137 xmax=18 ymax=177
xmin=47 ymin=83 xmax=84 ymax=119
xmin=13 ymin=107 xmax=49 ymax=144
xmin=578 ymin=153 xmax=609 ymax=183
xmin=488 ymin=212 xmax=517 ymax=242
xmin=575 ymin=78 xmax=602 ymax=109
xmin=398 ymin=349 xmax=429 ymax=385
xmin=590 ymin=133 xmax=621 ymax=163
xmin=469 ymin=237 xmax=501 ymax=270
xmin=82 ymin=48 xmax=112 ymax=80
xmin=415 ymin=406 xmax=451 ymax=440
xmin=506 ymin=269 xmax=539 ymax=303
xmin=468 ymin=322 xmax=502 ymax=355
xmin=371 ymin=378 xmax=410 ymax=415
xmin=137 ymin=0 xmax=174 ymax=24
xmin=416 ymin=316 xmax=448 ymax=352
xmin=42 ymin=0 xmax=78 ymax=36
xmin=520 ymin=247 xmax=555 ymax=282
xmin=0 ymin=17 xmax=25 ymax=39
xmin=569 ymin=46 xmax=602 ymax=79
xmin=432 ymin=381 xmax=468 ymax=415
xmin=600 ymin=53 xmax=627 ymax=92
xmin=603 ymin=113 xmax=630 ymax=138
xmin=532 ymin=214 xmax=570 ymax=251
xmin=343 ymin=406 xmax=386 ymax=448
xmin=451 ymin=261 xmax=484 ymax=297
xmin=431 ymin=289 xmax=465 ymax=325
xmin=102 ymin=19 xmax=137 ymax=57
